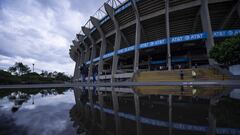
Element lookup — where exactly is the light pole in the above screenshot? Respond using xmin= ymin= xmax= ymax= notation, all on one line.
xmin=32 ymin=63 xmax=35 ymax=72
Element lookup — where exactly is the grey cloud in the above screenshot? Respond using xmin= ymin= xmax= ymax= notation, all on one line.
xmin=0 ymin=49 xmax=14 ymax=58
xmin=0 ymin=0 xmax=110 ymax=74
xmin=0 ymin=0 xmax=101 ymax=74
xmin=70 ymin=0 xmax=106 ymax=14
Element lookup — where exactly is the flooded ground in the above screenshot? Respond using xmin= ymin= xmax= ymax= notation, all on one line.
xmin=0 ymin=89 xmax=77 ymax=135
xmin=0 ymin=87 xmax=240 ymax=135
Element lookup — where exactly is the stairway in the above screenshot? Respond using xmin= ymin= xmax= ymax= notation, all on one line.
xmin=133 ymin=68 xmax=231 ymax=96
xmin=194 ymin=68 xmax=231 ymax=80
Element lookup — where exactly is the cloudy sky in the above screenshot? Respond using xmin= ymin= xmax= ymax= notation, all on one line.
xmin=0 ymin=0 xmax=106 ymax=75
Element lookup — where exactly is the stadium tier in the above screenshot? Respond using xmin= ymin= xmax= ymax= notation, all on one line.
xmin=70 ymin=0 xmax=240 ymax=81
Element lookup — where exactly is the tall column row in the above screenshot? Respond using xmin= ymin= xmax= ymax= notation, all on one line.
xmin=74 ymin=0 xmax=220 ymax=77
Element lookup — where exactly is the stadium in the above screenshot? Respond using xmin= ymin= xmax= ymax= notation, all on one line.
xmin=69 ymin=0 xmax=240 ymax=82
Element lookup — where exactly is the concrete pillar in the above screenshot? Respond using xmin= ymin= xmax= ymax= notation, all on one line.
xmin=104 ymin=3 xmax=121 ymax=83
xmin=90 ymin=16 xmax=107 ymax=80
xmin=188 ymin=51 xmax=192 ymax=68
xmin=77 ymin=34 xmax=90 ymax=63
xmin=75 ymin=39 xmax=85 ymax=66
xmin=82 ymin=27 xmax=97 ymax=83
xmin=76 ymin=47 xmax=85 ymax=81
xmin=85 ymin=47 xmax=91 ymax=63
xmin=82 ymin=27 xmax=96 ymax=122
xmin=165 ymin=0 xmax=172 ymax=71
xmin=73 ymin=88 xmax=81 ymax=107
xmin=131 ymin=0 xmax=141 ymax=72
xmin=104 ymin=3 xmax=122 ymax=135
xmin=113 ymin=92 xmax=121 ymax=135
xmin=79 ymin=47 xmax=85 ymax=66
xmin=134 ymin=93 xmax=142 ymax=135
xmin=76 ymin=56 xmax=81 ymax=81
xmin=208 ymin=106 xmax=216 ymax=135
xmin=73 ymin=38 xmax=87 ymax=80
xmin=73 ymin=61 xmax=79 ymax=81
xmin=238 ymin=4 xmax=240 ymax=17
xmin=168 ymin=94 xmax=172 ymax=135
xmin=98 ymin=92 xmax=106 ymax=129
xmin=72 ymin=47 xmax=80 ymax=81
xmin=76 ymin=49 xmax=82 ymax=80
xmin=220 ymin=1 xmax=240 ymax=29
xmin=200 ymin=0 xmax=215 ymax=65
xmin=88 ymin=89 xmax=95 ymax=121
xmin=71 ymin=49 xmax=77 ymax=80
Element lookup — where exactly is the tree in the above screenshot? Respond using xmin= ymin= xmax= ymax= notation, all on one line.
xmin=8 ymin=67 xmax=17 ymax=74
xmin=8 ymin=62 xmax=31 ymax=75
xmin=47 ymin=72 xmax=53 ymax=78
xmin=0 ymin=70 xmax=21 ymax=84
xmin=210 ymin=35 xmax=240 ymax=66
xmin=40 ymin=70 xmax=48 ymax=77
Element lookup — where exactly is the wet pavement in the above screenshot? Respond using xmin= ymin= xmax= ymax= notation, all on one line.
xmin=0 ymin=87 xmax=240 ymax=135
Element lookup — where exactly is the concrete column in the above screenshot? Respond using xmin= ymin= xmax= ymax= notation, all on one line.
xmin=188 ymin=51 xmax=192 ymax=68
xmin=85 ymin=47 xmax=91 ymax=63
xmin=90 ymin=16 xmax=107 ymax=79
xmin=77 ymin=34 xmax=90 ymax=63
xmin=165 ymin=0 xmax=172 ymax=71
xmin=112 ymin=91 xmax=121 ymax=135
xmin=75 ymin=47 xmax=85 ymax=80
xmin=76 ymin=55 xmax=81 ymax=81
xmin=208 ymin=106 xmax=216 ymax=135
xmin=238 ymin=4 xmax=240 ymax=17
xmin=71 ymin=50 xmax=77 ymax=80
xmin=72 ymin=42 xmax=80 ymax=80
xmin=79 ymin=47 xmax=85 ymax=66
xmin=73 ymin=39 xmax=87 ymax=80
xmin=104 ymin=3 xmax=121 ymax=83
xmin=104 ymin=3 xmax=122 ymax=135
xmin=75 ymin=40 xmax=85 ymax=66
xmin=98 ymin=92 xmax=106 ymax=129
xmin=82 ymin=27 xmax=97 ymax=83
xmin=134 ymin=93 xmax=142 ymax=135
xmin=168 ymin=94 xmax=172 ymax=135
xmin=73 ymin=88 xmax=81 ymax=107
xmin=220 ymin=1 xmax=240 ymax=29
xmin=82 ymin=27 xmax=96 ymax=122
xmin=131 ymin=0 xmax=141 ymax=72
xmin=73 ymin=61 xmax=79 ymax=81
xmin=88 ymin=89 xmax=95 ymax=121
xmin=76 ymin=49 xmax=82 ymax=80
xmin=200 ymin=0 xmax=215 ymax=65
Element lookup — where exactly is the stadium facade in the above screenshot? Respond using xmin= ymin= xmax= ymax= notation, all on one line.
xmin=69 ymin=0 xmax=240 ymax=81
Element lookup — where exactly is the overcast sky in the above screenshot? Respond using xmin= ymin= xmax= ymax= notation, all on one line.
xmin=0 ymin=0 xmax=106 ymax=75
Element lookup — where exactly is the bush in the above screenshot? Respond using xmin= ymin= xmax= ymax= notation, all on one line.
xmin=210 ymin=35 xmax=240 ymax=66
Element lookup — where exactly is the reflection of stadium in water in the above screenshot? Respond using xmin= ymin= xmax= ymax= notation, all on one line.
xmin=70 ymin=87 xmax=240 ymax=135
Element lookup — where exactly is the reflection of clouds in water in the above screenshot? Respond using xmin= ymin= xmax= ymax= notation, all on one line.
xmin=0 ymin=90 xmax=75 ymax=111
xmin=0 ymin=97 xmax=14 ymax=110
xmin=22 ymin=91 xmax=75 ymax=110
xmin=14 ymin=104 xmax=76 ymax=135
xmin=0 ymin=90 xmax=77 ymax=135
xmin=230 ymin=89 xmax=240 ymax=100
xmin=0 ymin=112 xmax=28 ymax=135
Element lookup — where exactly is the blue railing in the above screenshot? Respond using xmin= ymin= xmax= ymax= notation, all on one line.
xmin=151 ymin=58 xmax=189 ymax=65
xmin=85 ymin=29 xmax=240 ymax=65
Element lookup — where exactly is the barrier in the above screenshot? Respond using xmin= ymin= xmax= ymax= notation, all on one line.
xmin=85 ymin=29 xmax=240 ymax=65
